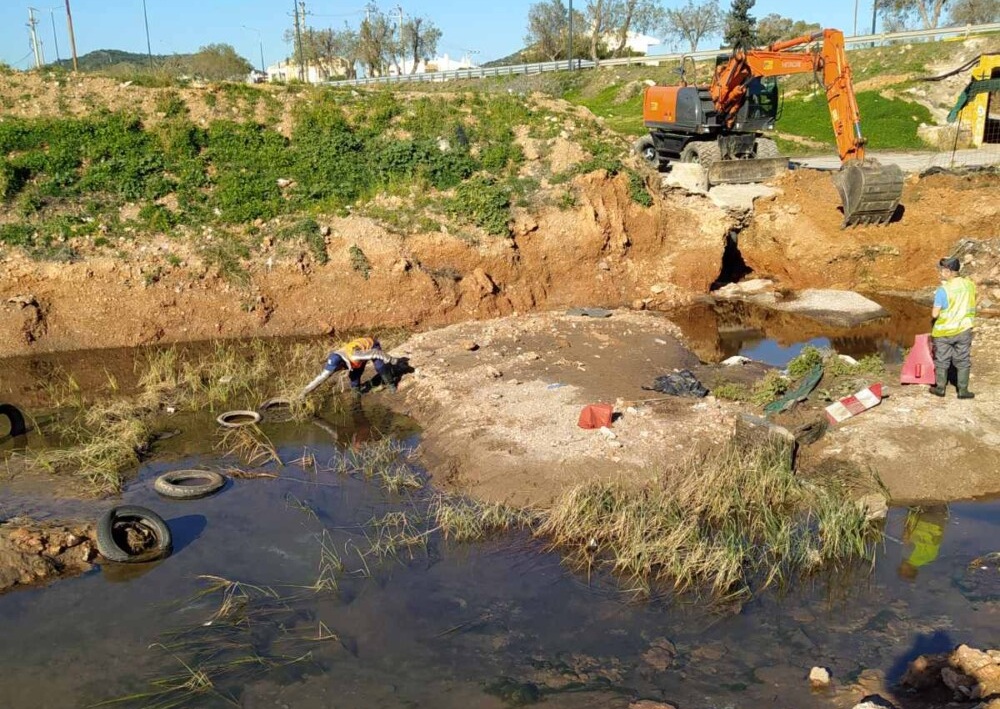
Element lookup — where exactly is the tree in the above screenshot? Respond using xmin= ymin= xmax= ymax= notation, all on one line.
xmin=358 ymin=5 xmax=395 ymax=77
xmin=948 ymin=0 xmax=1000 ymax=23
xmin=609 ymin=0 xmax=667 ymax=57
xmin=187 ymin=44 xmax=253 ymax=80
xmin=664 ymin=0 xmax=723 ymax=52
xmin=401 ymin=17 xmax=442 ymax=74
xmin=586 ymin=0 xmax=614 ymax=65
xmin=524 ymin=0 xmax=586 ymax=61
xmin=755 ymin=13 xmax=821 ymax=46
xmin=880 ymin=0 xmax=950 ymax=28
xmin=723 ymin=0 xmax=758 ymax=48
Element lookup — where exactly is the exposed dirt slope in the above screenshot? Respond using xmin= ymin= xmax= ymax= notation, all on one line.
xmin=0 ymin=517 xmax=95 ymax=594
xmin=0 ymin=172 xmax=730 ymax=358
xmin=740 ymin=170 xmax=1000 ymax=291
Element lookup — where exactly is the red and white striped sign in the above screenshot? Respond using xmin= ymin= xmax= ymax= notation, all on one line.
xmin=825 ymin=383 xmax=883 ymax=424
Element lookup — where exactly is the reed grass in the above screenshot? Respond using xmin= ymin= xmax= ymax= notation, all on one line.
xmin=215 ymin=424 xmax=281 ymax=467
xmin=537 ymin=435 xmax=882 ymax=600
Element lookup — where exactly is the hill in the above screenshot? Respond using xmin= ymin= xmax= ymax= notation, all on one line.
xmin=51 ymin=49 xmax=184 ymax=73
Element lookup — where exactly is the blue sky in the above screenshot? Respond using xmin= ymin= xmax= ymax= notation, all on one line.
xmin=1 ymin=0 xmax=879 ymax=70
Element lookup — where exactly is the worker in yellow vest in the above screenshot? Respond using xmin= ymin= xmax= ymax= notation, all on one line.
xmin=300 ymin=337 xmax=399 ymax=399
xmin=930 ymin=257 xmax=977 ymax=399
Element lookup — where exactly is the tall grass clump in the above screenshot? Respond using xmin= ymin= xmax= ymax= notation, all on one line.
xmin=538 ymin=434 xmax=882 ymax=599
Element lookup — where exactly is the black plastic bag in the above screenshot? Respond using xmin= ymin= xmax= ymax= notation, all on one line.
xmin=644 ymin=370 xmax=708 ymax=398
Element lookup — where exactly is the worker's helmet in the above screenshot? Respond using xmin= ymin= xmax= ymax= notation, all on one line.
xmin=938 ymin=257 xmax=961 ymax=273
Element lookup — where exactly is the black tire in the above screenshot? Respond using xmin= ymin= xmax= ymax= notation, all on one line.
xmin=0 ymin=403 xmax=27 ymax=438
xmin=634 ymin=135 xmax=660 ymax=168
xmin=755 ymin=137 xmax=781 ymax=158
xmin=216 ymin=410 xmax=262 ymax=428
xmin=96 ymin=505 xmax=172 ymax=563
xmin=680 ymin=141 xmax=722 ymax=169
xmin=154 ymin=470 xmax=226 ymax=500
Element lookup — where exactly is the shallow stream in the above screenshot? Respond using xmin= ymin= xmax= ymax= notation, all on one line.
xmin=1 ymin=309 xmax=998 ymax=709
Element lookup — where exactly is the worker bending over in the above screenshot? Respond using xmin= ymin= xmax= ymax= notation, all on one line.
xmin=301 ymin=337 xmax=399 ymax=398
xmin=931 ymin=257 xmax=977 ymax=399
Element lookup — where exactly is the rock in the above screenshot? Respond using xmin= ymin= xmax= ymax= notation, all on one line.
xmin=467 ymin=268 xmax=498 ymax=297
xmin=631 ymin=299 xmax=646 ymax=310
xmin=391 ymin=258 xmax=411 ymax=274
xmin=319 ymin=225 xmax=331 ymax=237
xmin=713 ymin=278 xmax=775 ymax=299
xmin=721 ymin=355 xmax=752 ymax=366
xmin=629 ymin=702 xmax=677 ymax=709
xmin=650 ymin=284 xmax=666 ymax=294
xmin=485 ymin=366 xmax=502 ymax=379
xmin=952 ymin=644 xmax=1000 ymax=698
xmin=851 ymin=695 xmax=898 ymax=709
xmin=856 ymin=493 xmax=889 ymax=521
xmin=276 ymin=178 xmax=294 ymax=188
xmin=809 ymin=666 xmax=832 ymax=689
xmin=772 ymin=290 xmax=890 ymax=327
xmin=662 ymin=162 xmax=708 ymax=193
xmin=597 ymin=260 xmax=611 ymax=271
xmin=941 ymin=666 xmax=974 ymax=696
xmin=459 ymin=340 xmax=479 ymax=351
xmin=599 ymin=427 xmax=616 ymax=439
xmin=902 ymin=653 xmax=949 ymax=689
xmin=708 ymin=183 xmax=779 ymax=212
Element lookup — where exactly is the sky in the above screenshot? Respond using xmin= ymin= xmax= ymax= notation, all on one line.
xmin=1 ymin=0 xmax=881 ymax=71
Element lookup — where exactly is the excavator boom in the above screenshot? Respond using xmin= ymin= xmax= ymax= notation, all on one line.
xmin=712 ymin=29 xmax=903 ymax=226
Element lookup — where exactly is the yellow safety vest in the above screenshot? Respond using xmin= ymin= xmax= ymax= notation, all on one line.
xmin=337 ymin=337 xmax=376 ymax=370
xmin=932 ymin=277 xmax=976 ymax=338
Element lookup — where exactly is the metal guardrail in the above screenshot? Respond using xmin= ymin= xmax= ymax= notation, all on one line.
xmin=325 ymin=22 xmax=1000 ymax=87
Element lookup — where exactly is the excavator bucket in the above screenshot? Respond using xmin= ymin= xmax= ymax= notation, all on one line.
xmin=705 ymin=157 xmax=789 ymax=187
xmin=832 ymin=159 xmax=904 ymax=227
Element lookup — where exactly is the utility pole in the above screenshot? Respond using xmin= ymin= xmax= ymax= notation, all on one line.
xmin=142 ymin=0 xmax=153 ymax=69
xmin=50 ymin=9 xmax=62 ymax=64
xmin=871 ymin=0 xmax=878 ymax=35
xmin=28 ymin=8 xmax=44 ymax=69
xmin=293 ymin=0 xmax=305 ymax=81
xmin=65 ymin=0 xmax=78 ymax=71
xmin=568 ymin=0 xmax=574 ymax=71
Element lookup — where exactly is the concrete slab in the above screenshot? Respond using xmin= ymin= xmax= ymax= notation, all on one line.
xmin=771 ymin=289 xmax=889 ymax=327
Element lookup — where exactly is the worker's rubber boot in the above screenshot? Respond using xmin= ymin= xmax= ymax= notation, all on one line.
xmin=957 ymin=368 xmax=975 ymax=399
xmin=929 ymin=368 xmax=948 ymax=397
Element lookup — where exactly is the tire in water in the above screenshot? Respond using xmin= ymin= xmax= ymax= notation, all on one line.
xmin=154 ymin=470 xmax=226 ymax=500
xmin=96 ymin=505 xmax=172 ymax=563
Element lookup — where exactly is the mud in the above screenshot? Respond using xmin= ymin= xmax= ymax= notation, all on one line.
xmin=0 ymin=517 xmax=95 ymax=594
xmin=740 ymin=170 xmax=1000 ymax=292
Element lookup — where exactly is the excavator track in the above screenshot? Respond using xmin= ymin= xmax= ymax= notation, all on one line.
xmin=832 ymin=159 xmax=904 ymax=227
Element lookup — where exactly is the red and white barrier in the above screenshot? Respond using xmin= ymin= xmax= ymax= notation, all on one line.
xmin=825 ymin=383 xmax=883 ymax=424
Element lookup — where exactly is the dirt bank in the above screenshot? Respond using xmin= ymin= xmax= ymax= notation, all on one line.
xmin=393 ymin=309 xmax=745 ymax=506
xmin=0 ymin=517 xmax=95 ymax=594
xmin=739 ymin=170 xmax=1000 ymax=292
xmin=0 ymin=172 xmax=731 ymax=358
xmin=393 ymin=311 xmax=1000 ymax=506
xmin=804 ymin=318 xmax=1000 ymax=504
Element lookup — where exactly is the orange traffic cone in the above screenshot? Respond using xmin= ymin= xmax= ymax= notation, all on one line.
xmin=900 ymin=334 xmax=935 ymax=385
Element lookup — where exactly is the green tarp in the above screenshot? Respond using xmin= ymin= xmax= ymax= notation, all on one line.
xmin=948 ymin=78 xmax=1000 ymax=124
xmin=763 ymin=364 xmax=824 ymax=416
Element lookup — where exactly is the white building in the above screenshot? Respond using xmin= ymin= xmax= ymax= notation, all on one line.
xmin=390 ymin=53 xmax=479 ymax=76
xmin=602 ymin=31 xmax=661 ymax=55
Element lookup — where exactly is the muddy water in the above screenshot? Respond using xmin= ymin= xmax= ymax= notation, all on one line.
xmin=669 ymin=294 xmax=931 ymax=367
xmin=0 ymin=401 xmax=998 ymax=709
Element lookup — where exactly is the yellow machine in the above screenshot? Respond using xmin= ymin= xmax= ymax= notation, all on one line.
xmin=955 ymin=53 xmax=1000 ymax=146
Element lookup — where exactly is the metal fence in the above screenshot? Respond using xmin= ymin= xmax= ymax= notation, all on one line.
xmin=325 ymin=23 xmax=1000 ymax=88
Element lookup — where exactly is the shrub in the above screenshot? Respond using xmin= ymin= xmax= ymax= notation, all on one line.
xmin=349 ymin=245 xmax=371 ymax=279
xmin=279 ymin=217 xmax=328 ymax=264
xmin=449 ymin=176 xmax=511 ymax=236
xmin=627 ymin=169 xmax=652 ymax=207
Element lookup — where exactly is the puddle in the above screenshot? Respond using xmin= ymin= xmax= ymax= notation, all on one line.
xmin=668 ymin=294 xmax=930 ymax=367
xmin=0 ymin=397 xmax=998 ymax=708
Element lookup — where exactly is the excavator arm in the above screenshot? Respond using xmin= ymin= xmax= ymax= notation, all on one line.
xmin=710 ymin=29 xmax=904 ymax=226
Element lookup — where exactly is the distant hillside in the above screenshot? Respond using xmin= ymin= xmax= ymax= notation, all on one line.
xmin=51 ymin=49 xmax=188 ymax=72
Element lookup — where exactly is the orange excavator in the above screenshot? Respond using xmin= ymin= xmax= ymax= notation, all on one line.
xmin=637 ymin=28 xmax=904 ymax=226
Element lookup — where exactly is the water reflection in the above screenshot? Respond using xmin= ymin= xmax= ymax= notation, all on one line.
xmin=897 ymin=506 xmax=948 ymax=581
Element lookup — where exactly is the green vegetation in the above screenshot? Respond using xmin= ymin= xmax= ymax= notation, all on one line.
xmin=778 ymin=91 xmax=933 ymax=151
xmin=538 ymin=434 xmax=882 ymax=599
xmin=0 ymin=90 xmax=587 ymax=260
xmin=349 ymin=245 xmax=372 ymax=279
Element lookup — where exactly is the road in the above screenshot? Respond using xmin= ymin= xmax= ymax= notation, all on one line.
xmin=792 ymin=147 xmax=999 ymax=173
